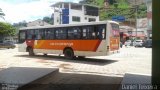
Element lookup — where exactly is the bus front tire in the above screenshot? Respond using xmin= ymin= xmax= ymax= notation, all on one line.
xmin=64 ymin=48 xmax=74 ymax=60
xmin=28 ymin=48 xmax=35 ymax=56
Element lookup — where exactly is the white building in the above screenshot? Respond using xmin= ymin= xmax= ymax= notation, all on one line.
xmin=27 ymin=19 xmax=51 ymax=27
xmin=127 ymin=0 xmax=144 ymax=5
xmin=51 ymin=2 xmax=99 ymax=25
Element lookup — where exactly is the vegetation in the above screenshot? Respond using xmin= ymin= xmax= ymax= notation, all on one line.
xmin=79 ymin=0 xmax=147 ymax=21
xmin=13 ymin=20 xmax=27 ymax=28
xmin=42 ymin=16 xmax=53 ymax=25
xmin=0 ymin=22 xmax=16 ymax=36
xmin=0 ymin=8 xmax=5 ymax=19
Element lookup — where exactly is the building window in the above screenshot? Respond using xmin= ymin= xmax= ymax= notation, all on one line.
xmin=85 ymin=6 xmax=99 ymax=16
xmin=72 ymin=16 xmax=81 ymax=22
xmin=88 ymin=18 xmax=96 ymax=22
xmin=71 ymin=4 xmax=82 ymax=10
xmin=64 ymin=3 xmax=69 ymax=9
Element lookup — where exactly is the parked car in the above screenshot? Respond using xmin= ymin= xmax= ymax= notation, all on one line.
xmin=0 ymin=41 xmax=16 ymax=49
xmin=134 ymin=40 xmax=143 ymax=47
xmin=142 ymin=39 xmax=152 ymax=48
xmin=124 ymin=40 xmax=132 ymax=46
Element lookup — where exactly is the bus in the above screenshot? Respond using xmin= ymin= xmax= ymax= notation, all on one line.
xmin=18 ymin=21 xmax=120 ymax=59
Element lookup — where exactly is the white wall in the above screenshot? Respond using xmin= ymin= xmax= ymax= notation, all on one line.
xmin=69 ymin=10 xmax=99 ymax=23
xmin=54 ymin=12 xmax=61 ymax=25
xmin=69 ymin=9 xmax=84 ymax=24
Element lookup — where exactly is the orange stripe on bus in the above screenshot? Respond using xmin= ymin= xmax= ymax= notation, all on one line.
xmin=33 ymin=40 xmax=101 ymax=52
xmin=94 ymin=40 xmax=102 ymax=51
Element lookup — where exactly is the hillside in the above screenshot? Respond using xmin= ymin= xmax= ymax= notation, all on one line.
xmin=79 ymin=0 xmax=147 ymax=21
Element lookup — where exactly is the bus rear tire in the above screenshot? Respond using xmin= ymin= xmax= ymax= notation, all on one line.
xmin=64 ymin=48 xmax=74 ymax=60
xmin=28 ymin=47 xmax=35 ymax=56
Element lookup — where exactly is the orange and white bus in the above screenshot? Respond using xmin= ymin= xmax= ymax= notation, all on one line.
xmin=18 ymin=21 xmax=120 ymax=59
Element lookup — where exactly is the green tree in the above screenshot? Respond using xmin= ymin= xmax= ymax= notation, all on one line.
xmin=43 ymin=16 xmax=53 ymax=25
xmin=13 ymin=20 xmax=27 ymax=28
xmin=0 ymin=8 xmax=5 ymax=19
xmin=0 ymin=22 xmax=16 ymax=36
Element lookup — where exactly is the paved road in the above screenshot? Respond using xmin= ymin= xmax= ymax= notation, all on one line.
xmin=0 ymin=46 xmax=151 ymax=77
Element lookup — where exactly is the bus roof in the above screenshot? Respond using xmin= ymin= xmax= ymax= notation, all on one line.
xmin=20 ymin=20 xmax=119 ymax=30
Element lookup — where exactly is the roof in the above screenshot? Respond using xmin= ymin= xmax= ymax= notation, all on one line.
xmin=20 ymin=20 xmax=119 ymax=30
xmin=51 ymin=2 xmax=99 ymax=8
xmin=27 ymin=19 xmax=51 ymax=27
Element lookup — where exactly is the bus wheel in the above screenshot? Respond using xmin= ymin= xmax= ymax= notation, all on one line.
xmin=64 ymin=48 xmax=74 ymax=59
xmin=28 ymin=47 xmax=35 ymax=56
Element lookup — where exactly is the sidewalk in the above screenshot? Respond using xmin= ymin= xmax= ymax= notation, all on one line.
xmin=0 ymin=67 xmax=58 ymax=89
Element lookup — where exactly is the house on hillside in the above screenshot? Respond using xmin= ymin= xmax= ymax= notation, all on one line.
xmin=27 ymin=19 xmax=51 ymax=27
xmin=127 ymin=0 xmax=144 ymax=5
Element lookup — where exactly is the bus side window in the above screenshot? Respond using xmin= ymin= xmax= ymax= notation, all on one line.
xmin=97 ymin=25 xmax=106 ymax=39
xmin=68 ymin=28 xmax=74 ymax=39
xmin=45 ymin=29 xmax=50 ymax=39
xmin=61 ymin=29 xmax=67 ymax=39
xmin=82 ymin=28 xmax=87 ymax=39
xmin=97 ymin=30 xmax=102 ymax=39
xmin=73 ymin=27 xmax=81 ymax=39
xmin=32 ymin=35 xmax=36 ymax=39
xmin=35 ymin=30 xmax=40 ymax=40
xmin=39 ymin=29 xmax=45 ymax=39
xmin=45 ymin=29 xmax=54 ymax=39
xmin=35 ymin=29 xmax=45 ymax=40
xmin=19 ymin=31 xmax=26 ymax=43
xmin=55 ymin=28 xmax=67 ymax=39
xmin=27 ymin=30 xmax=34 ymax=40
xmin=89 ymin=26 xmax=96 ymax=39
xmin=83 ymin=26 xmax=96 ymax=39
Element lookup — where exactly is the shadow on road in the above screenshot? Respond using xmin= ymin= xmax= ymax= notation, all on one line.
xmin=14 ymin=54 xmax=118 ymax=66
xmin=18 ymin=71 xmax=122 ymax=90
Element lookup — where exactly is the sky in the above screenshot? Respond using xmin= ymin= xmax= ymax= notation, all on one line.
xmin=0 ymin=0 xmax=81 ymax=23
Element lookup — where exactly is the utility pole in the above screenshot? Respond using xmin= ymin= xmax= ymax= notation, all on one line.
xmin=135 ymin=0 xmax=138 ymax=39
